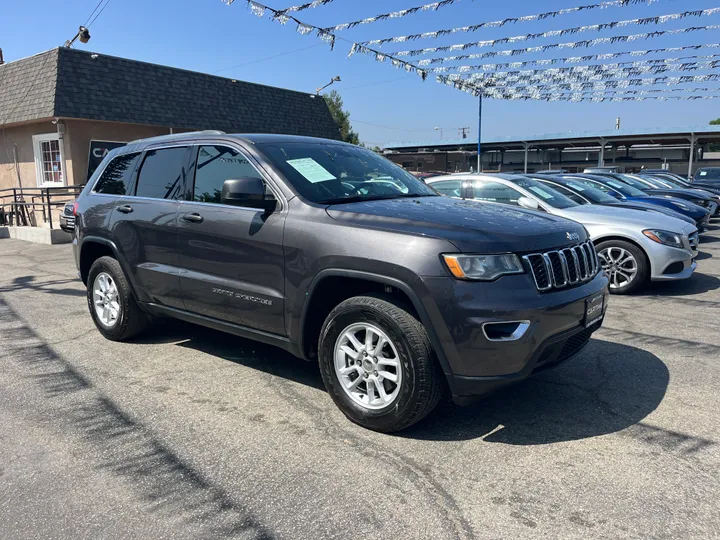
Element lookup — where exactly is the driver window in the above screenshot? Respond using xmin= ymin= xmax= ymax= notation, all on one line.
xmin=431 ymin=180 xmax=462 ymax=197
xmin=472 ymin=182 xmax=522 ymax=205
xmin=542 ymin=182 xmax=585 ymax=204
xmin=193 ymin=145 xmax=271 ymax=204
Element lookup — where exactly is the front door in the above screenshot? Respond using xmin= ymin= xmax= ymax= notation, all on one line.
xmin=177 ymin=144 xmax=286 ymax=336
xmin=108 ymin=145 xmax=190 ymax=309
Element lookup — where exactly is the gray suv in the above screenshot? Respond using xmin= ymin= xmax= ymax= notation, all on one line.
xmin=74 ymin=132 xmax=609 ymax=432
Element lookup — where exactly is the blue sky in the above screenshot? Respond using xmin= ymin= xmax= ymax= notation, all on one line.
xmin=2 ymin=0 xmax=719 ymax=146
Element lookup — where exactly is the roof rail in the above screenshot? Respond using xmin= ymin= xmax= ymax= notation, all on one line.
xmin=129 ymin=130 xmax=226 ymax=145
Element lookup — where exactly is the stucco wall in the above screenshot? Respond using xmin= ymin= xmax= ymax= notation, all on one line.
xmin=0 ymin=120 xmax=64 ymax=191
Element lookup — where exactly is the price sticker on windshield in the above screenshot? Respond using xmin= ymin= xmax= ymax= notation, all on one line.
xmin=287 ymin=158 xmax=336 ymax=183
xmin=528 ymin=186 xmax=555 ymax=200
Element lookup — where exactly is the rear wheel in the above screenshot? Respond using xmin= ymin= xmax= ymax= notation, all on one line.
xmin=87 ymin=256 xmax=150 ymax=341
xmin=318 ymin=295 xmax=443 ymax=433
xmin=596 ymin=240 xmax=649 ymax=295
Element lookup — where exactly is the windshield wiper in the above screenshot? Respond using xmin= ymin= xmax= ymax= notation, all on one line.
xmin=318 ymin=193 xmax=434 ymax=205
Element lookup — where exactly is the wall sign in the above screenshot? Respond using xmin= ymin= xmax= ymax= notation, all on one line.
xmin=87 ymin=140 xmax=126 ymax=181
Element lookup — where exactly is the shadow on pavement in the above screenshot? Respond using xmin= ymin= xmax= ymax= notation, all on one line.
xmin=0 ymin=275 xmax=85 ymax=297
xmin=647 ymin=272 xmax=720 ymax=296
xmin=696 ymin=251 xmax=713 ymax=261
xmin=400 ymin=338 xmax=681 ymax=446
xmin=0 ymin=297 xmax=275 ymax=540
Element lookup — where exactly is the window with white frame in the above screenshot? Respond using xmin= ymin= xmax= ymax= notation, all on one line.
xmin=32 ymin=133 xmax=66 ymax=186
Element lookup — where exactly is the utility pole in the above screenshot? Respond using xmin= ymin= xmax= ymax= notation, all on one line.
xmin=615 ymin=117 xmax=621 ymax=130
xmin=459 ymin=127 xmax=470 ymax=139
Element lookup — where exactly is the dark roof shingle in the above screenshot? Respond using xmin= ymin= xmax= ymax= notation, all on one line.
xmin=1 ymin=48 xmax=341 ymax=140
xmin=0 ymin=49 xmax=58 ymax=125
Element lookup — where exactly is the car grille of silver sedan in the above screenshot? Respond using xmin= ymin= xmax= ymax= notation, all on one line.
xmin=689 ymin=232 xmax=699 ymax=252
xmin=523 ymin=241 xmax=600 ymax=292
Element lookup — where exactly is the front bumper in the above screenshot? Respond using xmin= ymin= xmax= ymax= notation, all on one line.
xmin=421 ymin=272 xmax=609 ymax=400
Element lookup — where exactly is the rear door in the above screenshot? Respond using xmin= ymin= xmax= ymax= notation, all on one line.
xmin=108 ymin=145 xmax=190 ymax=309
xmin=176 ymin=143 xmax=286 ymax=336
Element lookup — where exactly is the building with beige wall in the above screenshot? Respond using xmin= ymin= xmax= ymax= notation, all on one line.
xmin=0 ymin=47 xmax=340 ymax=195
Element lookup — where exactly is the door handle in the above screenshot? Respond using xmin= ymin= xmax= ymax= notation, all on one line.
xmin=181 ymin=213 xmax=204 ymax=223
xmin=116 ymin=205 xmax=133 ymax=214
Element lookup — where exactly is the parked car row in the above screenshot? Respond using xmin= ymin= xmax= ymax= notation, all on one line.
xmin=427 ymin=171 xmax=707 ymax=294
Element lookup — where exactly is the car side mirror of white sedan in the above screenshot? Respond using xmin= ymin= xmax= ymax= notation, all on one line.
xmin=517 ymin=196 xmax=540 ymax=211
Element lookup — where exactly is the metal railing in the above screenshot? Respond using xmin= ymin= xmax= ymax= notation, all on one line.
xmin=0 ymin=186 xmax=84 ymax=229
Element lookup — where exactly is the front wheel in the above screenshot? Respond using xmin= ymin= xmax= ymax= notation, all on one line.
xmin=318 ymin=295 xmax=443 ymax=433
xmin=596 ymin=240 xmax=649 ymax=295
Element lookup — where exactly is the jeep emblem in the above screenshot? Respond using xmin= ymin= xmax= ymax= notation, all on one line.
xmin=567 ymin=232 xmax=580 ymax=241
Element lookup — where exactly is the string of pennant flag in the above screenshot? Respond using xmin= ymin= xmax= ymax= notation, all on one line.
xmin=225 ymin=0 xmax=720 ymax=103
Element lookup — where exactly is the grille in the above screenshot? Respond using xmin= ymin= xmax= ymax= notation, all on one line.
xmin=689 ymin=232 xmax=699 ymax=252
xmin=523 ymin=241 xmax=599 ymax=292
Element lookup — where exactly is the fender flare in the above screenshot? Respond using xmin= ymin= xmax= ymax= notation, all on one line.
xmin=299 ymin=268 xmax=453 ymax=378
xmin=79 ymin=236 xmax=143 ymax=300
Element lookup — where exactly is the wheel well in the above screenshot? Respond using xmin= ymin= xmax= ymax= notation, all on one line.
xmin=592 ymin=236 xmax=650 ymax=265
xmin=302 ymin=276 xmax=418 ymax=360
xmin=79 ymin=242 xmax=115 ymax=284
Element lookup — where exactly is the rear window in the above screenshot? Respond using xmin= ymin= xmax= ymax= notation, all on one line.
xmin=93 ymin=153 xmax=141 ymax=195
xmin=135 ymin=147 xmax=188 ymax=200
xmin=696 ymin=168 xmax=720 ymax=180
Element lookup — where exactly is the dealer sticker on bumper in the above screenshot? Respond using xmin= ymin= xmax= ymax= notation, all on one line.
xmin=584 ymin=293 xmax=605 ymax=328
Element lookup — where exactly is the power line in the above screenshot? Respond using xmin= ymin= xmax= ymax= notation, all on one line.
xmin=87 ymin=0 xmax=111 ymax=28
xmin=83 ymin=0 xmax=105 ymax=27
xmin=213 ymin=43 xmax=324 ymax=73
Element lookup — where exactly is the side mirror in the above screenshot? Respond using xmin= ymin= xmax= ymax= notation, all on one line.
xmin=221 ymin=177 xmax=275 ymax=211
xmin=517 ymin=196 xmax=540 ymax=211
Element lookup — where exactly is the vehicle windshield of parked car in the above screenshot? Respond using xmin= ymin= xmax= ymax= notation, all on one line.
xmin=506 ymin=176 xmax=579 ymax=209
xmin=616 ymin=174 xmax=653 ymax=191
xmin=561 ymin=180 xmax=619 ymax=204
xmin=642 ymin=175 xmax=683 ymax=189
xmin=696 ymin=168 xmax=720 ymax=180
xmin=257 ymin=142 xmax=438 ymax=204
xmin=597 ymin=177 xmax=647 ymax=197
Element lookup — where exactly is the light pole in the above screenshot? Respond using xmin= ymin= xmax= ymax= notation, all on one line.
xmin=434 ymin=126 xmax=443 ymax=139
xmin=316 ymin=75 xmax=341 ymax=95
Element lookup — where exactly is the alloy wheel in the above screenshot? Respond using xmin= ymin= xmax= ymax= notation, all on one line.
xmin=334 ymin=323 xmax=403 ymax=410
xmin=598 ymin=246 xmax=638 ymax=290
xmin=93 ymin=272 xmax=120 ymax=327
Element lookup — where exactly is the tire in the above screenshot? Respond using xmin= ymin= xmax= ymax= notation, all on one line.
xmin=596 ymin=240 xmax=649 ymax=295
xmin=318 ymin=295 xmax=443 ymax=433
xmin=86 ymin=256 xmax=150 ymax=341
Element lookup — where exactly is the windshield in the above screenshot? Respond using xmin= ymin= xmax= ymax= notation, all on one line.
xmin=602 ymin=177 xmax=647 ymax=197
xmin=256 ymin=142 xmax=437 ymax=204
xmin=507 ymin=176 xmax=578 ymax=208
xmin=562 ymin=180 xmax=618 ymax=204
xmin=638 ymin=175 xmax=676 ymax=189
xmin=615 ymin=174 xmax=653 ymax=191
xmin=696 ymin=168 xmax=720 ymax=179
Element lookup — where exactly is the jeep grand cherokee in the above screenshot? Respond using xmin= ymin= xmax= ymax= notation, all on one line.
xmin=73 ymin=132 xmax=609 ymax=432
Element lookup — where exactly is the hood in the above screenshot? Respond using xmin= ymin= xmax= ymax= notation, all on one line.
xmin=325 ymin=196 xmax=587 ymax=253
xmin=612 ymin=201 xmax=696 ymax=224
xmin=644 ymin=188 xmax=713 ymax=201
xmin=556 ymin=204 xmax=691 ymax=232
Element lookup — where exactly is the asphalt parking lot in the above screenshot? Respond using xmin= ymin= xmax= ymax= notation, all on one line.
xmin=1 ymin=229 xmax=719 ymax=540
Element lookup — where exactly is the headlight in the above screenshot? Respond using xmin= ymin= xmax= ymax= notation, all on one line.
xmin=642 ymin=229 xmax=683 ymax=248
xmin=442 ymin=254 xmax=524 ymax=281
xmin=692 ymin=199 xmax=709 ymax=207
xmin=670 ymin=201 xmax=690 ymax=211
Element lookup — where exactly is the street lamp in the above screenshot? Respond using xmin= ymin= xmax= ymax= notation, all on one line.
xmin=64 ymin=26 xmax=91 ymax=48
xmin=316 ymin=75 xmax=341 ymax=95
xmin=434 ymin=126 xmax=443 ymax=139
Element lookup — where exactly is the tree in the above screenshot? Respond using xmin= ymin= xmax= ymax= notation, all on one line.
xmin=323 ymin=89 xmax=360 ymax=145
xmin=711 ymin=118 xmax=720 ymax=125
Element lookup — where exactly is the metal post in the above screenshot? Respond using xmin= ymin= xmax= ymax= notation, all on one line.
xmin=523 ymin=143 xmax=530 ymax=174
xmin=46 ymin=188 xmax=53 ymax=230
xmin=598 ymin=139 xmax=605 ymax=167
xmin=477 ymin=94 xmax=483 ymax=173
xmin=11 ymin=188 xmax=16 ymax=226
xmin=688 ymin=133 xmax=696 ymax=179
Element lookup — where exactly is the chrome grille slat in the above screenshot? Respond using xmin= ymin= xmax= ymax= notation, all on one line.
xmin=523 ymin=241 xmax=599 ymax=293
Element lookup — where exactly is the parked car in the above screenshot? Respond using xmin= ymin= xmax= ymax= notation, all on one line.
xmin=428 ymin=173 xmax=698 ymax=294
xmin=635 ymin=173 xmax=720 ymax=203
xmin=59 ymin=201 xmax=76 ymax=233
xmin=73 ymin=132 xmax=609 ymax=432
xmin=592 ymin=172 xmax=720 ymax=216
xmin=643 ymin=170 xmax=720 ymax=197
xmin=693 ymin=167 xmax=720 ymax=188
xmin=584 ymin=166 xmax=621 ymax=173
xmin=525 ymin=174 xmax=701 ymax=228
xmin=559 ymin=174 xmax=710 ymax=224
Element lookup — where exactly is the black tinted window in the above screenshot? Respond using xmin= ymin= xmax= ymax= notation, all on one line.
xmin=540 ymin=182 xmax=586 ymax=204
xmin=193 ymin=146 xmax=264 ymax=204
xmin=432 ymin=180 xmax=462 ymax=197
xmin=94 ymin=153 xmax=140 ymax=195
xmin=135 ymin=147 xmax=187 ymax=199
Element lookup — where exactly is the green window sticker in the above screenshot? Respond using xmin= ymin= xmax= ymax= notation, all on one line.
xmin=287 ymin=158 xmax=336 ymax=183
